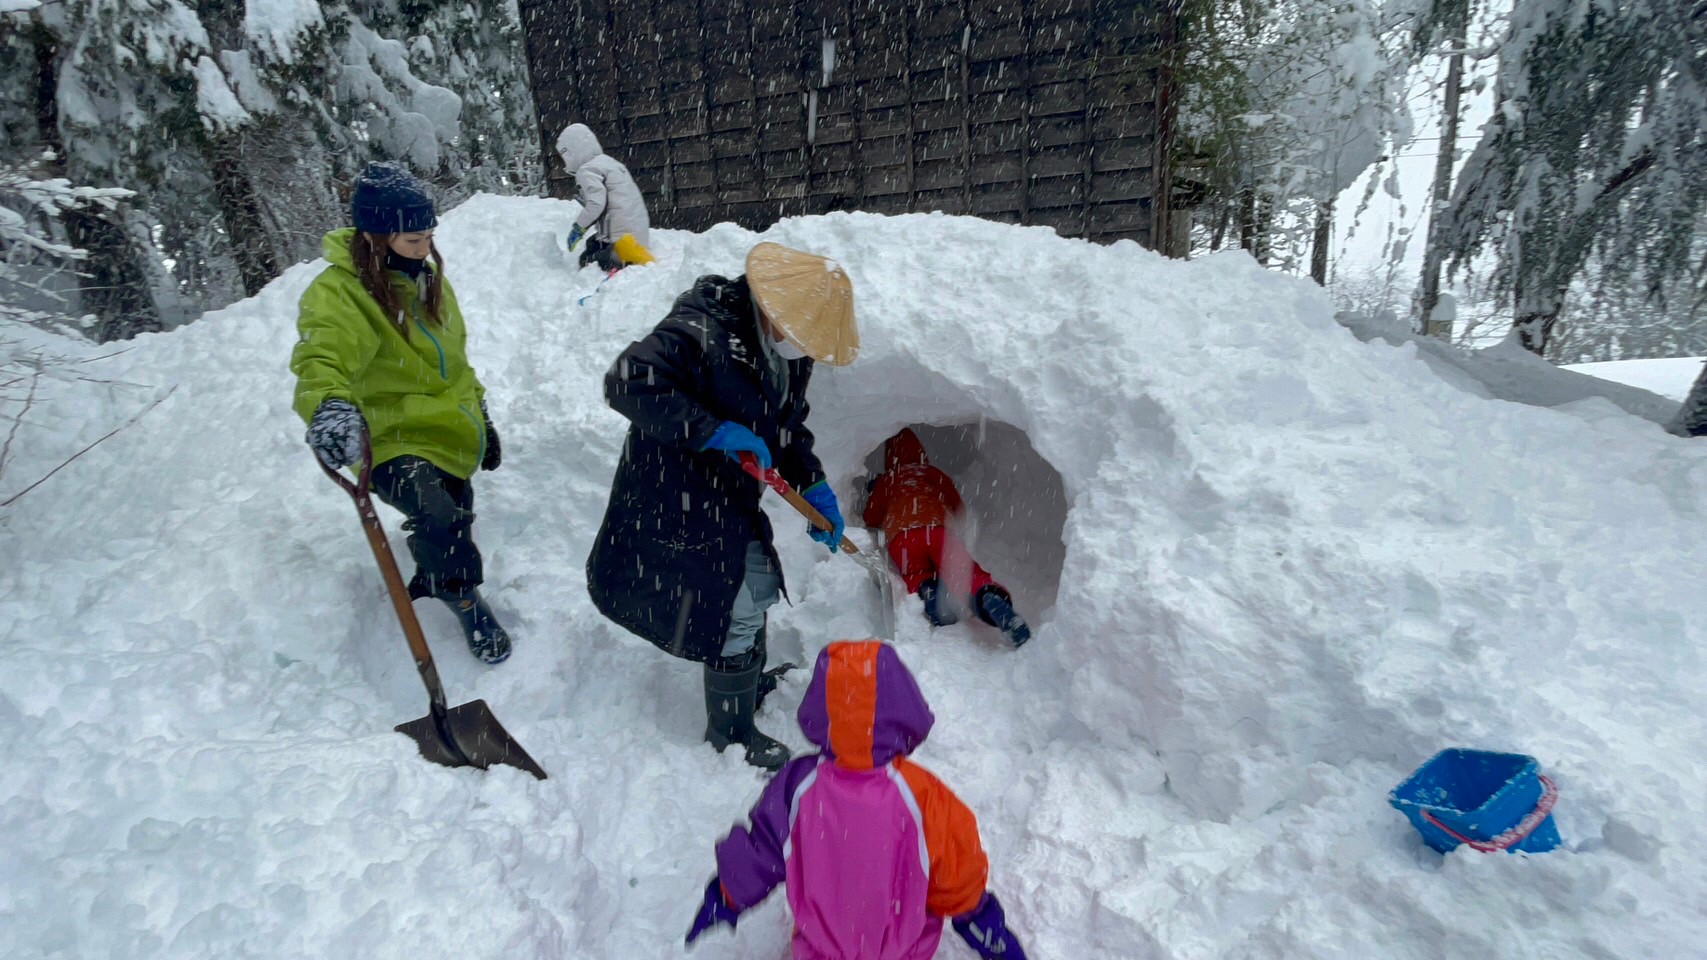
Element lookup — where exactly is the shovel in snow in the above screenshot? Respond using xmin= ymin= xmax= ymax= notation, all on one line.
xmin=320 ymin=439 xmax=547 ymax=780
xmin=739 ymin=453 xmax=898 ymax=641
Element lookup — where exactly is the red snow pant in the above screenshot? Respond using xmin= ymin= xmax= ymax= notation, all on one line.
xmin=886 ymin=525 xmax=995 ymax=596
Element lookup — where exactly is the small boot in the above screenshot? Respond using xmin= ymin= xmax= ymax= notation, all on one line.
xmin=917 ymin=578 xmax=960 ymax=627
xmin=752 ymin=624 xmax=797 ymax=711
xmin=704 ymin=651 xmax=792 ymax=770
xmin=974 ymin=585 xmax=1032 ymax=648
xmin=442 ymin=590 xmax=512 ymax=664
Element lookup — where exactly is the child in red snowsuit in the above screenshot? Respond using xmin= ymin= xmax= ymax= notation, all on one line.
xmin=862 ymin=429 xmax=1031 ymax=646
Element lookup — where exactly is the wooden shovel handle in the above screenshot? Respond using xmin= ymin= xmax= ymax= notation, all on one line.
xmin=319 ymin=437 xmax=450 ymax=714
xmin=739 ymin=453 xmax=859 ymax=555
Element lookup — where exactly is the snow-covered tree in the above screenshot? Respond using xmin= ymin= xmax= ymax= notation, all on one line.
xmin=1176 ymin=0 xmax=1418 ymax=278
xmin=0 ymin=0 xmax=539 ymax=339
xmin=1438 ymin=0 xmax=1707 ymax=355
xmin=0 ymin=157 xmax=133 ymax=334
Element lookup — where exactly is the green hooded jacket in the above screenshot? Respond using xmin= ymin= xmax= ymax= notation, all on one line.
xmin=290 ymin=228 xmax=487 ymax=478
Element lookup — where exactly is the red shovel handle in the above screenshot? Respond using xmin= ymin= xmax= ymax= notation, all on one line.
xmin=739 ymin=452 xmax=859 ymax=555
xmin=1421 ymin=775 xmax=1559 ymax=853
xmin=317 ymin=435 xmax=450 ymax=712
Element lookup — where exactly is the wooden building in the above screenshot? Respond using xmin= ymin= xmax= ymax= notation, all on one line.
xmin=518 ymin=0 xmax=1179 ymax=249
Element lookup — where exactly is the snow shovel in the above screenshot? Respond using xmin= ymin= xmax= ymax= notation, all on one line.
xmin=319 ymin=439 xmax=547 ymax=780
xmin=738 ymin=454 xmax=898 ymax=640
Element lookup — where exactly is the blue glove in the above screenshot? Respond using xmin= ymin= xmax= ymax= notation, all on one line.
xmin=801 ymin=481 xmax=843 ymax=552
xmin=702 ymin=421 xmax=771 ymax=471
xmin=952 ymin=893 xmax=1028 ymax=960
xmin=566 ymin=224 xmax=585 ymax=252
xmin=684 ymin=877 xmax=741 ymax=946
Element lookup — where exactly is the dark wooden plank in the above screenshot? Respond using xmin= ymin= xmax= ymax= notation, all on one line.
xmin=1031 ymin=80 xmax=1088 ymax=117
xmin=863 ymin=166 xmax=911 ymax=196
xmin=863 ymin=192 xmax=911 ymax=214
xmin=1090 ymin=134 xmax=1158 ymax=171
xmin=914 ymin=159 xmax=966 ymax=191
xmin=914 ymin=100 xmax=962 ymax=132
xmin=1088 ymin=197 xmax=1155 ymax=239
xmin=916 ymin=127 xmax=965 ymax=162
xmin=859 ymin=134 xmax=909 ymax=168
xmin=673 ymin=161 xmax=717 ymax=189
xmin=1031 ymin=144 xmax=1088 ymax=178
xmin=1091 ymin=103 xmax=1159 ymax=141
xmin=970 ymin=181 xmax=1023 ymax=215
xmin=970 ymin=119 xmax=1024 ymax=154
xmin=969 ymin=155 xmax=1023 ymax=184
xmin=915 ymin=186 xmax=970 ymax=214
xmin=1031 ymin=114 xmax=1086 ymax=149
xmin=710 ymin=128 xmax=756 ymax=158
xmin=626 ymin=112 xmax=672 ymax=143
xmin=672 ymin=135 xmax=712 ymax=162
xmin=1090 ymin=170 xmax=1155 ymax=203
xmin=970 ymin=59 xmax=1026 ymax=96
xmin=1029 ymin=176 xmax=1086 ymax=209
xmin=861 ymin=104 xmax=910 ymax=137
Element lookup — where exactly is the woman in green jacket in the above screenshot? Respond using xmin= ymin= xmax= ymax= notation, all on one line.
xmin=290 ymin=162 xmax=510 ymax=664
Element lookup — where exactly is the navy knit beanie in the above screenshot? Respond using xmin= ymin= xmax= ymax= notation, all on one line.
xmin=350 ymin=162 xmax=437 ymax=234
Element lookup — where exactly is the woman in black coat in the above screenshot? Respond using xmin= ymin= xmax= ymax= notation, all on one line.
xmin=587 ymin=243 xmax=858 ymax=769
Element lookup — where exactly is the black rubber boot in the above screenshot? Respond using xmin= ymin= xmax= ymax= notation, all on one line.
xmin=704 ymin=651 xmax=792 ymax=771
xmin=442 ymin=590 xmax=512 ymax=664
xmin=917 ymin=578 xmax=961 ymax=626
xmin=752 ymin=623 xmax=797 ymax=711
xmin=974 ymin=585 xmax=1032 ymax=648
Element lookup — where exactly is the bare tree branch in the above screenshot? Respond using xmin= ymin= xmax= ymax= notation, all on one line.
xmin=0 ymin=365 xmax=42 ymax=483
xmin=0 ymin=385 xmax=177 ymax=508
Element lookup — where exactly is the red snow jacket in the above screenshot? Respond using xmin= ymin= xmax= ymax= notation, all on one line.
xmin=862 ymin=429 xmax=963 ymax=541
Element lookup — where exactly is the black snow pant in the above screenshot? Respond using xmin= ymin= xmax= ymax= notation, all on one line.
xmin=579 ymin=236 xmax=623 ymax=272
xmin=371 ymin=456 xmax=483 ymax=600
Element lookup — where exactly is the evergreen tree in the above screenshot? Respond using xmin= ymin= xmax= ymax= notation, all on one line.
xmin=1439 ymin=0 xmax=1707 ymax=355
xmin=0 ymin=0 xmax=539 ymax=340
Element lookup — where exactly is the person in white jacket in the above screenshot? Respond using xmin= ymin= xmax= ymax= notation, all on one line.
xmin=557 ymin=123 xmax=652 ymax=272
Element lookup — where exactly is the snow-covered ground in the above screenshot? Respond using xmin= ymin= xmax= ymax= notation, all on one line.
xmin=1564 ymin=357 xmax=1703 ymax=403
xmin=4 ymin=195 xmax=1706 ymax=959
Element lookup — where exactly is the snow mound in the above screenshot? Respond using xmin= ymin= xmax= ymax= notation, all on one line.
xmin=3 ymin=194 xmax=1706 ymax=959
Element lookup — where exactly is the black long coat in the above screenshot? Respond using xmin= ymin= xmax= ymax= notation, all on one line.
xmin=586 ymin=275 xmax=826 ymax=662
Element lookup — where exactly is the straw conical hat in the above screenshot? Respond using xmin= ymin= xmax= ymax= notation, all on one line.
xmin=745 ymin=242 xmax=858 ymax=366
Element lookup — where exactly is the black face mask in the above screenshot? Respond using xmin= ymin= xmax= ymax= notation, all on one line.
xmin=385 ymin=250 xmax=426 ymax=278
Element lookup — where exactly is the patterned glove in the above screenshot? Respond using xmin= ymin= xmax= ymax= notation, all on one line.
xmin=480 ymin=399 xmax=501 ymax=471
xmin=952 ymin=893 xmax=1028 ymax=960
xmin=684 ymin=877 xmax=741 ymax=946
xmin=702 ymin=421 xmax=772 ymax=471
xmin=566 ymin=224 xmax=585 ymax=252
xmin=801 ymin=481 xmax=843 ymax=552
xmin=307 ymin=398 xmax=366 ymax=470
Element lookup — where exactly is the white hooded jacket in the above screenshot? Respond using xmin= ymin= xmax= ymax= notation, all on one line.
xmin=556 ymin=124 xmax=651 ymax=249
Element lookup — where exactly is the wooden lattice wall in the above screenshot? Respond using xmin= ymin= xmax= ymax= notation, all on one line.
xmin=518 ymin=0 xmax=1178 ymax=248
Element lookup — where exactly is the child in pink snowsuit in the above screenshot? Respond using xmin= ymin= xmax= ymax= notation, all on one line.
xmin=685 ymin=639 xmax=1029 ymax=960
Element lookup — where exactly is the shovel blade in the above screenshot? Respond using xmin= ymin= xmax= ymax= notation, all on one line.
xmin=396 ymin=698 xmax=548 ymax=780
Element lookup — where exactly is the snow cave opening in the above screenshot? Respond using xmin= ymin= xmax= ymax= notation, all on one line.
xmin=853 ymin=419 xmax=1068 ymax=625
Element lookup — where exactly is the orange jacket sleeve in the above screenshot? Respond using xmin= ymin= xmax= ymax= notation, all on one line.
xmin=895 ymin=758 xmax=989 ymax=918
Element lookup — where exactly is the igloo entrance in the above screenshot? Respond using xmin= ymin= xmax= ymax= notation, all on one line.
xmin=853 ymin=419 xmax=1068 ymax=624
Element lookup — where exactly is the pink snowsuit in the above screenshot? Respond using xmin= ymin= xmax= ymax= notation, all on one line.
xmin=715 ymin=640 xmax=991 ymax=960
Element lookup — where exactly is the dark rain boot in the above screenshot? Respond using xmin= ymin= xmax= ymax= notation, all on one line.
xmin=752 ymin=623 xmax=798 ymax=711
xmin=917 ymin=578 xmax=961 ymax=627
xmin=704 ymin=651 xmax=792 ymax=771
xmin=974 ymin=585 xmax=1032 ymax=648
xmin=442 ymin=590 xmax=512 ymax=664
